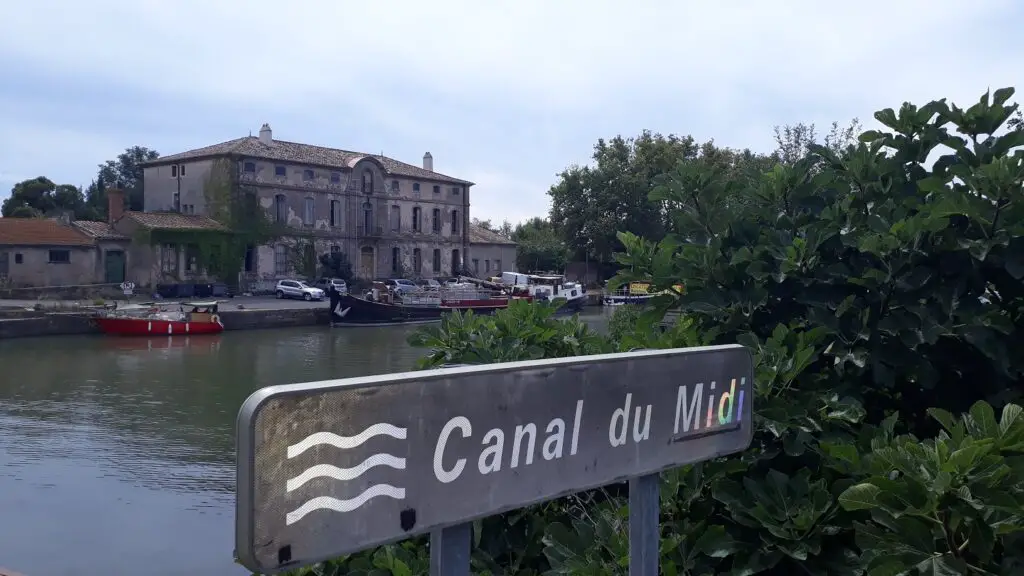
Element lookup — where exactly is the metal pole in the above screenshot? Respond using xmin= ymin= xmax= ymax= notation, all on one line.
xmin=629 ymin=473 xmax=660 ymax=576
xmin=429 ymin=522 xmax=471 ymax=576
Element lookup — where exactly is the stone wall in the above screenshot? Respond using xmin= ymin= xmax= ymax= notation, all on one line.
xmin=0 ymin=314 xmax=98 ymax=339
xmin=218 ymin=308 xmax=331 ymax=331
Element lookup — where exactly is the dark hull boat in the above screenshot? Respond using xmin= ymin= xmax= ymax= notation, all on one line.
xmin=328 ymin=291 xmax=585 ymax=327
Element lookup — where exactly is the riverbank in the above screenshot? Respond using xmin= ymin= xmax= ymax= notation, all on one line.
xmin=0 ymin=300 xmax=332 ymax=340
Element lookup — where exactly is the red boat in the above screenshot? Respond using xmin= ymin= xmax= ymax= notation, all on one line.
xmin=93 ymin=301 xmax=225 ymax=336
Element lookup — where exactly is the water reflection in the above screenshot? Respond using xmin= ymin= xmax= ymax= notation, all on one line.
xmin=0 ymin=309 xmax=610 ymax=575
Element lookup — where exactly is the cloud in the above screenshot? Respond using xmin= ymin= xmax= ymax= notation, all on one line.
xmin=1 ymin=0 xmax=1021 ymax=223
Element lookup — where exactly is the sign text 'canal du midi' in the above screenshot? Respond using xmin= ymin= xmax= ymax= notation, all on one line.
xmin=235 ymin=345 xmax=754 ymax=573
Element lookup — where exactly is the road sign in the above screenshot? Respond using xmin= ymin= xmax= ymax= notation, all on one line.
xmin=235 ymin=345 xmax=754 ymax=574
xmin=120 ymin=281 xmax=135 ymax=296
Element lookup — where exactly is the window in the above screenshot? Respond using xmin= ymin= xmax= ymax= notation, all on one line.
xmin=362 ymin=170 xmax=374 ymax=194
xmin=14 ymin=253 xmax=23 ymax=264
xmin=303 ymin=169 xmax=314 ymax=181
xmin=244 ymin=245 xmax=256 ymax=273
xmin=472 ymin=258 xmax=479 ymax=273
xmin=243 ymin=161 xmax=256 ymax=173
xmin=451 ymin=249 xmax=460 ymax=274
xmin=362 ymin=202 xmax=374 ymax=234
xmin=412 ymin=183 xmax=420 ymax=193
xmin=274 ymin=244 xmax=288 ymax=275
xmin=274 ymin=194 xmax=287 ymax=223
xmin=185 ymin=244 xmax=200 ymax=273
xmin=179 ymin=164 xmax=186 ymax=177
xmin=390 ymin=205 xmax=401 ymax=231
xmin=432 ymin=249 xmax=441 ymax=273
xmin=412 ymin=207 xmax=422 ymax=232
xmin=171 ymin=165 xmax=178 ymax=178
xmin=330 ymin=244 xmax=341 ymax=253
xmin=330 ymin=200 xmax=341 ymax=227
xmin=275 ymin=165 xmax=286 ymax=177
xmin=47 ymin=249 xmax=70 ymax=263
xmin=390 ymin=180 xmax=399 ymax=193
xmin=451 ymin=209 xmax=460 ymax=234
xmin=451 ymin=186 xmax=460 ymax=195
xmin=413 ymin=248 xmax=422 ymax=275
xmin=432 ymin=185 xmax=440 ymax=194
xmin=303 ymin=197 xmax=315 ymax=226
xmin=432 ymin=208 xmax=441 ymax=233
xmin=160 ymin=244 xmax=176 ymax=273
xmin=392 ymin=247 xmax=400 ymax=273
xmin=330 ymin=172 xmax=341 ymax=184
xmin=495 ymin=259 xmax=502 ymax=272
xmin=485 ymin=259 xmax=490 ymax=273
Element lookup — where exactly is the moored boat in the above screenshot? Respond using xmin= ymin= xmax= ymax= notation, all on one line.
xmin=93 ymin=301 xmax=225 ymax=336
xmin=499 ymin=272 xmax=587 ymax=312
xmin=602 ymin=282 xmax=684 ymax=306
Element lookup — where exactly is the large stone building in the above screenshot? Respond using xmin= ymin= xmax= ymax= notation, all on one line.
xmin=141 ymin=124 xmax=473 ymax=282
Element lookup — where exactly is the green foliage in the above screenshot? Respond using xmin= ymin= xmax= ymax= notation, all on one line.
xmin=2 ymin=176 xmax=98 ymax=220
xmin=278 ymin=88 xmax=1024 ymax=576
xmin=512 ymin=217 xmax=570 ymax=273
xmin=408 ymin=299 xmax=609 ymax=368
xmin=319 ymin=251 xmax=354 ymax=283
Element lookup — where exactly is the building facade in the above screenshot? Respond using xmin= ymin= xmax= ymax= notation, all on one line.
xmin=468 ymin=225 xmax=517 ymax=277
xmin=141 ymin=125 xmax=473 ymax=282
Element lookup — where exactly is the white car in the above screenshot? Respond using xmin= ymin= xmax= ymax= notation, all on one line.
xmin=275 ymin=279 xmax=325 ymax=301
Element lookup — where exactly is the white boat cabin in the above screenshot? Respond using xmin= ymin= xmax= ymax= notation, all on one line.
xmin=499 ymin=272 xmax=584 ymax=302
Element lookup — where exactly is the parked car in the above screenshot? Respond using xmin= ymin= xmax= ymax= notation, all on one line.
xmin=414 ymin=279 xmax=442 ymax=290
xmin=314 ymin=277 xmax=348 ymax=295
xmin=380 ymin=279 xmax=418 ymax=295
xmin=276 ymin=279 xmax=325 ymax=301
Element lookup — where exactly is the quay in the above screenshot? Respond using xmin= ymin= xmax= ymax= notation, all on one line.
xmin=0 ymin=291 xmax=608 ymax=340
xmin=0 ymin=297 xmax=331 ymax=339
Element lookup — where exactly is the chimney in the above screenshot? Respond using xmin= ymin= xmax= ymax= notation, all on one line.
xmin=259 ymin=123 xmax=273 ymax=145
xmin=423 ymin=151 xmax=433 ymax=172
xmin=107 ymin=188 xmax=125 ymax=224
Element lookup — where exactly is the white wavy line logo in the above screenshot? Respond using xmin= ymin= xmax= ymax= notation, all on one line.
xmin=285 ymin=484 xmax=407 ymax=525
xmin=287 ymin=424 xmax=408 ymax=458
xmin=286 ymin=455 xmax=407 ymax=492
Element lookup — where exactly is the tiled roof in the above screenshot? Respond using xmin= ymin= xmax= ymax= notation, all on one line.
xmin=123 ymin=211 xmax=228 ymax=231
xmin=469 ymin=224 xmax=516 ymax=245
xmin=73 ymin=220 xmax=130 ymax=240
xmin=0 ymin=218 xmax=95 ymax=247
xmin=144 ymin=135 xmax=473 ymax=185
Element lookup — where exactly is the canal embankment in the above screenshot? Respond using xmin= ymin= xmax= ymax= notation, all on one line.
xmin=0 ymin=300 xmax=332 ymax=340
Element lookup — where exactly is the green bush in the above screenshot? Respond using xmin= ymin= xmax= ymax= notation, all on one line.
xmin=275 ymin=89 xmax=1024 ymax=575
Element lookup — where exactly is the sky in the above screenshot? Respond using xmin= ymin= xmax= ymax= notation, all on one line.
xmin=1 ymin=0 xmax=1021 ymax=225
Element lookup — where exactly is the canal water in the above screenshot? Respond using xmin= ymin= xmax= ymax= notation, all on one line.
xmin=0 ymin=309 xmax=610 ymax=576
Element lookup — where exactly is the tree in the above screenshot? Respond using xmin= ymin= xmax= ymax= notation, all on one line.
xmin=2 ymin=177 xmax=95 ymax=219
xmin=512 ymin=217 xmax=569 ymax=272
xmin=87 ymin=146 xmax=160 ymax=217
xmin=319 ymin=252 xmax=354 ymax=283
xmin=548 ymin=131 xmax=698 ymax=264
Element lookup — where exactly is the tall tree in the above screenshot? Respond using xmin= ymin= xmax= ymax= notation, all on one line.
xmin=548 ymin=131 xmax=699 ymax=264
xmin=87 ymin=146 xmax=160 ymax=217
xmin=512 ymin=217 xmax=569 ymax=272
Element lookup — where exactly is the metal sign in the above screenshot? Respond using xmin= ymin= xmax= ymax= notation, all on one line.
xmin=120 ymin=281 xmax=135 ymax=296
xmin=235 ymin=345 xmax=754 ymax=573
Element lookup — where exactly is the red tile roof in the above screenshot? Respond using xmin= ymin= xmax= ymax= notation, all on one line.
xmin=123 ymin=211 xmax=228 ymax=231
xmin=73 ymin=220 xmax=130 ymax=240
xmin=0 ymin=217 xmax=95 ymax=247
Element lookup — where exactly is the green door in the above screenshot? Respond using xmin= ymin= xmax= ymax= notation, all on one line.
xmin=104 ymin=250 xmax=126 ymax=284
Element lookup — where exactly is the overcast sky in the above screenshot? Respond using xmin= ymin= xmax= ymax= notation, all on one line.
xmin=1 ymin=0 xmax=1021 ymax=224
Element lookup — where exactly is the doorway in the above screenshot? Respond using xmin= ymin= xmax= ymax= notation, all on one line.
xmin=104 ymin=250 xmax=126 ymax=284
xmin=359 ymin=246 xmax=375 ymax=279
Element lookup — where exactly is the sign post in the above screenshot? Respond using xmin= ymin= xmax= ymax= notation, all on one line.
xmin=120 ymin=281 xmax=135 ymax=301
xmin=236 ymin=345 xmax=755 ymax=574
